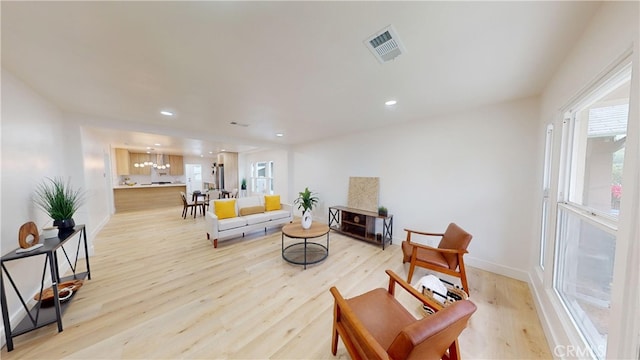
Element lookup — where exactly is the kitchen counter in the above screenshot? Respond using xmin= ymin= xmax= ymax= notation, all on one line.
xmin=113 ymin=183 xmax=187 ymax=213
xmin=113 ymin=183 xmax=186 ymax=189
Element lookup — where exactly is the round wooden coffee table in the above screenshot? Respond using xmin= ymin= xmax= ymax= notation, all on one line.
xmin=281 ymin=222 xmax=330 ymax=269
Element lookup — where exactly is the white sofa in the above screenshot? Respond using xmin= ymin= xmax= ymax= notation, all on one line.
xmin=205 ymin=195 xmax=293 ymax=248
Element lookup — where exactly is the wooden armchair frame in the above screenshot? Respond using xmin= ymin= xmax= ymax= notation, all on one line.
xmin=402 ymin=224 xmax=472 ymax=295
xmin=330 ymin=270 xmax=476 ymax=360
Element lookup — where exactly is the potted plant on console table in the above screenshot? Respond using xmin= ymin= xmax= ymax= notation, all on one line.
xmin=378 ymin=206 xmax=388 ymax=217
xmin=294 ymin=187 xmax=319 ymax=230
xmin=34 ymin=177 xmax=85 ymax=236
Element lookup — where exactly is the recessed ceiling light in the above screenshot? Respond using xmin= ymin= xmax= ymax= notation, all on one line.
xmin=385 ymin=100 xmax=397 ymax=106
xmin=221 ymin=149 xmax=226 ymax=152
xmin=209 ymin=151 xmax=213 ymax=154
xmin=160 ymin=111 xmax=174 ymax=116
xmin=200 ymin=154 xmax=204 ymax=158
xmin=276 ymin=133 xmax=284 ymax=137
xmin=154 ymin=143 xmax=161 ymax=146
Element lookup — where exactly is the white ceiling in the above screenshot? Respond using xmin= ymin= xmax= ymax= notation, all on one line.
xmin=2 ymin=1 xmax=601 ymax=156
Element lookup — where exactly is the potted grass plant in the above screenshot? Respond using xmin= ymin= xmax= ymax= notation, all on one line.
xmin=34 ymin=177 xmax=85 ymax=233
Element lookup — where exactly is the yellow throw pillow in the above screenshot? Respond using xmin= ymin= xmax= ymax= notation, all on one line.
xmin=264 ymin=195 xmax=281 ymax=211
xmin=239 ymin=205 xmax=265 ymax=216
xmin=214 ymin=200 xmax=237 ymax=219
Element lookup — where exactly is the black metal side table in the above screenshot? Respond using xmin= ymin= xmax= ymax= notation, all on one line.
xmin=0 ymin=225 xmax=91 ymax=351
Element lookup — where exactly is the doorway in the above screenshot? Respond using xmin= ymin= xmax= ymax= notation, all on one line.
xmin=185 ymin=164 xmax=203 ymax=195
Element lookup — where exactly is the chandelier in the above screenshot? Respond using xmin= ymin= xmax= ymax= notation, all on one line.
xmin=134 ymin=154 xmax=171 ymax=170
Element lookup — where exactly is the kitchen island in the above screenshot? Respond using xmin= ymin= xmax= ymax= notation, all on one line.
xmin=113 ymin=183 xmax=187 ymax=213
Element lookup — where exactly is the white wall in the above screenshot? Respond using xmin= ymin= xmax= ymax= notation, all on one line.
xmin=291 ymin=97 xmax=540 ymax=279
xmin=532 ymin=1 xmax=639 ymax=358
xmin=0 ymin=69 xmax=91 ymax=339
xmin=80 ymin=127 xmax=113 ymax=238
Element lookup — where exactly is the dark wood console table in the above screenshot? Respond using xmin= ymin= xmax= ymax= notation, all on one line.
xmin=328 ymin=206 xmax=393 ymax=249
xmin=0 ymin=225 xmax=90 ymax=351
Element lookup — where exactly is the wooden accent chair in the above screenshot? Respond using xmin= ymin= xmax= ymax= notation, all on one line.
xmin=402 ymin=223 xmax=473 ymax=295
xmin=330 ymin=270 xmax=476 ymax=360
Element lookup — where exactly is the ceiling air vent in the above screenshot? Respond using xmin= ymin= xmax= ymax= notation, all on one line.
xmin=230 ymin=121 xmax=249 ymax=127
xmin=364 ymin=25 xmax=406 ymax=63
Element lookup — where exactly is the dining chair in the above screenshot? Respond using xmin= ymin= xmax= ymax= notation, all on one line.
xmin=180 ymin=192 xmax=200 ymax=219
xmin=191 ymin=190 xmax=203 ymax=202
xmin=201 ymin=193 xmax=210 ymax=213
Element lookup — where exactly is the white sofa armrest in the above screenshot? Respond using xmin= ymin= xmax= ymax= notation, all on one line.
xmin=206 ymin=200 xmax=220 ymax=242
xmin=281 ymin=202 xmax=293 ymax=214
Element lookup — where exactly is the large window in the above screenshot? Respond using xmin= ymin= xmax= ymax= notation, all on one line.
xmin=566 ymin=101 xmax=629 ymax=218
xmin=251 ymin=161 xmax=274 ymax=194
xmin=555 ymin=206 xmax=616 ymax=358
xmin=554 ymin=62 xmax=631 ymax=359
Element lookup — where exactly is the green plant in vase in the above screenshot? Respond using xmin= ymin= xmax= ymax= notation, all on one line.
xmin=294 ymin=187 xmax=319 ymax=229
xmin=34 ymin=177 xmax=85 ymax=233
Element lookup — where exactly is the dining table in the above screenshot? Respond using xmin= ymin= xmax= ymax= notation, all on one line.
xmin=191 ymin=191 xmax=208 ymax=202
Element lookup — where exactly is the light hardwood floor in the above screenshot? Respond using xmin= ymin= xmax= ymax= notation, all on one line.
xmin=2 ymin=207 xmax=551 ymax=359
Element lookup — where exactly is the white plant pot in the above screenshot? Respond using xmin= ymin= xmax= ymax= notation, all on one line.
xmin=301 ymin=210 xmax=313 ymax=229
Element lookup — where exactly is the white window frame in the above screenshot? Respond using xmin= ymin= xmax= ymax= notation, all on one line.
xmin=539 ymin=124 xmax=554 ymax=270
xmin=553 ymin=57 xmax=632 ymax=360
xmin=250 ymin=160 xmax=274 ymax=195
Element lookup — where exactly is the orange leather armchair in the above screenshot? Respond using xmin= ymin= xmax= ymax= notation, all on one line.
xmin=330 ymin=270 xmax=477 ymax=360
xmin=401 ymin=223 xmax=473 ymax=295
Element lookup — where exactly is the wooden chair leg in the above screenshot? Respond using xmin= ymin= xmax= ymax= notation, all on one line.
xmin=331 ymin=328 xmax=339 ymax=355
xmin=447 ymin=339 xmax=461 ymax=360
xmin=407 ymin=262 xmax=416 ymax=283
xmin=459 ymin=259 xmax=470 ymax=296
xmin=331 ymin=303 xmax=339 ymax=355
xmin=213 ymin=239 xmax=218 ymax=248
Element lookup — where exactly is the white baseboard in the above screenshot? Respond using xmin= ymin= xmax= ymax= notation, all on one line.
xmin=388 ymin=237 xmax=530 ymax=282
xmin=528 ymin=273 xmax=563 ymax=358
xmin=465 ymin=256 xmax=530 ymax=282
xmin=87 ymin=215 xmax=110 ymax=256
